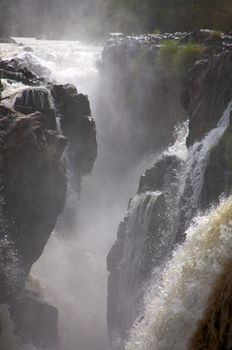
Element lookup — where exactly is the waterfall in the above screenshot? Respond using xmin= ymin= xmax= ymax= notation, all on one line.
xmin=1 ymin=36 xmax=231 ymax=350
xmin=19 ymin=87 xmax=54 ymax=110
xmin=175 ymin=100 xmax=232 ymax=241
xmin=108 ymin=101 xmax=232 ymax=348
xmin=121 ymin=101 xmax=232 ymax=350
xmin=125 ymin=195 xmax=232 ymax=350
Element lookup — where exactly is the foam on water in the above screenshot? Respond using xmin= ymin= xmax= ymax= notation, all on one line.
xmin=125 ymin=195 xmax=232 ymax=350
xmin=0 ymin=79 xmax=30 ymax=109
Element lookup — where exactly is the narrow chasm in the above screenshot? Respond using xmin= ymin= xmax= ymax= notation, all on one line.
xmin=0 ymin=15 xmax=232 ymax=350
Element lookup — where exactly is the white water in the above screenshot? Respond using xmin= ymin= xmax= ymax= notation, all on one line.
xmin=177 ymin=101 xmax=232 ymax=225
xmin=125 ymin=195 xmax=232 ymax=350
xmin=124 ymin=102 xmax=232 ymax=350
xmin=1 ymin=37 xmax=230 ymax=350
xmin=0 ymin=38 xmax=151 ymax=349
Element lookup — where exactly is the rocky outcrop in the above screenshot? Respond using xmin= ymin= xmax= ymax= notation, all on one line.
xmin=107 ymin=155 xmax=182 ymax=344
xmin=0 ymin=55 xmax=97 ymax=347
xmin=101 ymin=30 xmax=232 ymax=160
xmin=107 ymin=36 xmax=232 ymax=347
xmin=182 ymin=49 xmax=232 ymax=210
xmin=0 ymin=58 xmax=44 ymax=85
xmin=52 ymin=84 xmax=97 ymax=176
xmin=0 ymin=106 xmax=67 ymax=272
xmin=0 ymin=106 xmax=66 ymax=346
xmin=183 ymin=50 xmax=232 ymax=146
xmin=14 ymin=87 xmax=57 ymax=130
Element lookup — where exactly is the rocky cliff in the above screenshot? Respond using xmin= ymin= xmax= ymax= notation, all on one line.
xmin=0 ymin=55 xmax=97 ymax=347
xmin=101 ymin=30 xmax=232 ymax=161
xmin=107 ymin=31 xmax=232 ymax=347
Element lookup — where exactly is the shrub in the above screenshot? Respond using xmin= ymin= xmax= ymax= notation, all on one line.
xmin=156 ymin=40 xmax=205 ymax=80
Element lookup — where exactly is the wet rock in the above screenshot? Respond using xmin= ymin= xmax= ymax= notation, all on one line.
xmin=0 ymin=58 xmax=43 ymax=85
xmin=183 ymin=50 xmax=232 ymax=146
xmin=0 ymin=105 xmax=67 ymax=347
xmin=107 ymin=155 xmax=182 ymax=344
xmin=14 ymin=87 xmax=57 ymax=130
xmin=182 ymin=29 xmax=232 ymax=53
xmin=0 ymin=51 xmax=98 ymax=347
xmin=138 ymin=155 xmax=180 ymax=193
xmin=0 ymin=37 xmax=16 ymax=44
xmin=52 ymin=84 xmax=97 ymax=175
xmin=0 ymin=106 xmax=67 ymax=272
xmin=23 ymin=46 xmax=34 ymax=52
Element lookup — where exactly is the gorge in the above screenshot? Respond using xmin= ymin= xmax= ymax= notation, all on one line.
xmin=0 ymin=26 xmax=232 ymax=350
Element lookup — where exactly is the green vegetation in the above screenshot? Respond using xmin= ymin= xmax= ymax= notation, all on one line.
xmin=156 ymin=40 xmax=205 ymax=79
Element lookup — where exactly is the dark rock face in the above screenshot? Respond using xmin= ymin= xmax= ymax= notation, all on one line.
xmin=0 ymin=106 xmax=66 ymax=346
xmin=14 ymin=87 xmax=57 ymax=130
xmin=52 ymin=84 xmax=97 ymax=176
xmin=0 ymin=55 xmax=97 ymax=347
xmin=183 ymin=50 xmax=232 ymax=146
xmin=183 ymin=49 xmax=232 ymax=209
xmin=0 ymin=59 xmax=45 ymax=85
xmin=0 ymin=107 xmax=67 ymax=272
xmin=107 ymin=40 xmax=232 ymax=347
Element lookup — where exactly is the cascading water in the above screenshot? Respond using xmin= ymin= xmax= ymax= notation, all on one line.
xmin=125 ymin=195 xmax=232 ymax=350
xmin=115 ymin=101 xmax=232 ymax=350
xmin=107 ymin=100 xmax=232 ymax=349
xmin=175 ymin=100 xmax=232 ymax=241
xmin=1 ymin=35 xmax=231 ymax=350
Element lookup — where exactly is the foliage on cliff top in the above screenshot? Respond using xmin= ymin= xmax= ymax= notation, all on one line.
xmin=156 ymin=40 xmax=205 ymax=80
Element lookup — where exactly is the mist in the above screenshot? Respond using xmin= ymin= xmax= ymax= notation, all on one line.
xmin=1 ymin=37 xmax=156 ymax=350
xmin=1 ymin=2 xmax=231 ymax=350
